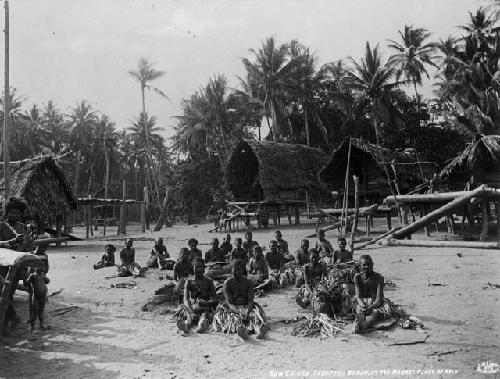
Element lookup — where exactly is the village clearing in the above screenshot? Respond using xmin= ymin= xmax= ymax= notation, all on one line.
xmin=0 ymin=222 xmax=499 ymax=379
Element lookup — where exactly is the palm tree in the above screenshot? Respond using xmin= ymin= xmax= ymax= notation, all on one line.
xmin=387 ymin=25 xmax=438 ymax=102
xmin=21 ymin=104 xmax=51 ymax=156
xmin=128 ymin=112 xmax=165 ymax=192
xmin=460 ymin=7 xmax=498 ymax=44
xmin=41 ymin=101 xmax=66 ymax=154
xmin=129 ymin=58 xmax=169 ymax=205
xmin=346 ymin=42 xmax=403 ymax=144
xmin=67 ymin=101 xmax=97 ymax=197
xmin=288 ymin=40 xmax=328 ymax=145
xmin=242 ymin=37 xmax=303 ymax=141
xmin=95 ymin=114 xmax=117 ymax=198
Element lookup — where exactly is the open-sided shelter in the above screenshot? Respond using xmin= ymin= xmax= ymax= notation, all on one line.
xmin=225 ymin=139 xmax=328 ymax=202
xmin=0 ymin=156 xmax=77 ymax=226
xmin=319 ymin=138 xmax=436 ymax=203
xmin=438 ymin=134 xmax=500 ymax=190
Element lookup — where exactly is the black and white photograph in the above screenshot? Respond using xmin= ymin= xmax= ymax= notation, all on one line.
xmin=0 ymin=0 xmax=499 ymax=378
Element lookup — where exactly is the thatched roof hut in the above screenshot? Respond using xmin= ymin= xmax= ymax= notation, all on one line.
xmin=0 ymin=156 xmax=76 ymax=222
xmin=225 ymin=140 xmax=328 ymax=201
xmin=320 ymin=138 xmax=436 ymax=201
xmin=438 ymin=134 xmax=500 ymax=190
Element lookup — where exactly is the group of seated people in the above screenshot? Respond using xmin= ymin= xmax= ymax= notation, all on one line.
xmin=94 ymin=228 xmax=388 ymax=337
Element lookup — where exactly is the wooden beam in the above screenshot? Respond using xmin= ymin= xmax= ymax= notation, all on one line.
xmin=382 ymin=238 xmax=498 ymax=249
xmin=389 ymin=186 xmax=497 ymax=239
xmin=384 ymin=190 xmax=500 ymax=205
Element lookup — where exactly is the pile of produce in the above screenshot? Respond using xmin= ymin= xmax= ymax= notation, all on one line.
xmin=291 ymin=313 xmax=346 ymax=338
xmin=313 ymin=265 xmax=357 ymax=316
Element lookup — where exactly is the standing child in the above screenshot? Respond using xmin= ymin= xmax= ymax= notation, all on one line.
xmin=26 ymin=268 xmax=49 ymax=332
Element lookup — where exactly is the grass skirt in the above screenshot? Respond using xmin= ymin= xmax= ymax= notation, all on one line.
xmin=212 ymin=301 xmax=266 ymax=334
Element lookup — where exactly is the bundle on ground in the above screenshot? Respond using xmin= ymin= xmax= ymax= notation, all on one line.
xmin=313 ymin=265 xmax=357 ymax=316
xmin=291 ymin=313 xmax=346 ymax=338
xmin=142 ymin=282 xmax=177 ymax=313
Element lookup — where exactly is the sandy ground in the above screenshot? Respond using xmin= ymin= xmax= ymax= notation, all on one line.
xmin=1 ymin=220 xmax=499 ymax=379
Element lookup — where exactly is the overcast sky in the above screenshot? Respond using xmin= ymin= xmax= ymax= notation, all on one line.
xmin=5 ymin=0 xmax=488 ymax=140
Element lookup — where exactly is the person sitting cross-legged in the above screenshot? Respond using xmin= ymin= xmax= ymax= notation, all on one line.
xmin=176 ymin=259 xmax=218 ymax=335
xmin=296 ymin=248 xmax=327 ymax=309
xmin=353 ymin=255 xmax=390 ymax=333
xmin=213 ymin=260 xmax=268 ymax=340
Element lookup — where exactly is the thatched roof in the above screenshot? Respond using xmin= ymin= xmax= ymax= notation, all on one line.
xmin=225 ymin=139 xmax=328 ymax=201
xmin=320 ymin=138 xmax=436 ymax=195
xmin=0 ymin=156 xmax=76 ymax=220
xmin=438 ymin=134 xmax=500 ymax=186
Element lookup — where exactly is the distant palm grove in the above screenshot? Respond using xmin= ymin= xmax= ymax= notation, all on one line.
xmin=1 ymin=7 xmax=499 ymax=220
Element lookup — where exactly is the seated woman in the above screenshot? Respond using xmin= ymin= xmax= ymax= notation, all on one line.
xmin=173 ymin=248 xmax=194 ymax=302
xmin=117 ymin=239 xmax=145 ymax=277
xmin=213 ymin=260 xmax=267 ymax=340
xmin=175 ymin=259 xmax=218 ymax=335
xmin=146 ymin=237 xmax=170 ymax=269
xmin=353 ymin=255 xmax=399 ymax=333
xmin=94 ymin=244 xmax=116 ymax=270
xmin=247 ymin=246 xmax=275 ymax=295
xmin=296 ymin=248 xmax=327 ymax=309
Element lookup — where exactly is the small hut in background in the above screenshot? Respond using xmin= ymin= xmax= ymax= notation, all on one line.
xmin=0 ymin=156 xmax=77 ymax=232
xmin=438 ymin=134 xmax=500 ymax=190
xmin=320 ymin=138 xmax=436 ymax=204
xmin=225 ymin=139 xmax=328 ymax=202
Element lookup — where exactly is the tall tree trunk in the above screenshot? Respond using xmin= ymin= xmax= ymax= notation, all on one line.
xmin=264 ymin=114 xmax=272 ymax=141
xmin=103 ymin=132 xmax=109 ymax=199
xmin=154 ymin=185 xmax=172 ymax=231
xmin=304 ymin=107 xmax=310 ymax=146
xmin=141 ymin=85 xmax=162 ymax=210
xmin=74 ymin=149 xmax=81 ymax=198
xmin=87 ymin=157 xmax=96 ymax=196
xmin=270 ymin=99 xmax=280 ymax=142
xmin=413 ymin=76 xmax=419 ymax=106
xmin=134 ymin=166 xmax=138 ymax=200
xmin=217 ymin=121 xmax=229 ymax=160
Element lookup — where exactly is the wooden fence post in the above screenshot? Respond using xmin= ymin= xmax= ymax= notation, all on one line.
xmin=350 ymin=175 xmax=360 ymax=252
xmin=119 ymin=180 xmax=126 ymax=234
xmin=141 ymin=202 xmax=146 ymax=233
